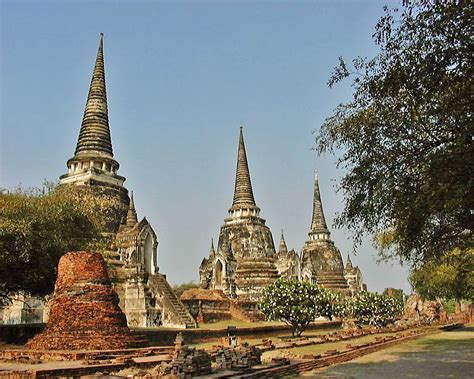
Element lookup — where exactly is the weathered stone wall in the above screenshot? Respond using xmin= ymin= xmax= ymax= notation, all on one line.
xmin=218 ymin=221 xmax=276 ymax=260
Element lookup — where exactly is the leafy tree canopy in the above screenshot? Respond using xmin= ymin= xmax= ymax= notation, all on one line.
xmin=409 ymin=248 xmax=474 ymax=302
xmin=173 ymin=281 xmax=200 ymax=297
xmin=350 ymin=291 xmax=404 ymax=327
xmin=0 ymin=184 xmax=114 ymax=301
xmin=316 ymin=1 xmax=473 ymax=266
xmin=258 ymin=278 xmax=345 ymax=336
xmin=383 ymin=288 xmax=406 ymax=304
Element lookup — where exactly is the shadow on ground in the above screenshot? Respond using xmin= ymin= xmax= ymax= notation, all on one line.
xmin=309 ymin=326 xmax=474 ymax=379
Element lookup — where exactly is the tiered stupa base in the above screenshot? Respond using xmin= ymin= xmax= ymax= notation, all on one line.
xmin=235 ymin=257 xmax=280 ymax=300
xmin=316 ymin=272 xmax=350 ymax=293
xmin=27 ymin=251 xmax=139 ymax=350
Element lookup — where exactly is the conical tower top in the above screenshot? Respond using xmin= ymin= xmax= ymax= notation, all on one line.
xmin=308 ymin=172 xmax=330 ymax=240
xmin=74 ymin=33 xmax=114 ymax=158
xmin=279 ymin=229 xmax=288 ymax=254
xmin=346 ymin=253 xmax=353 ymax=270
xmin=126 ymin=191 xmax=138 ymax=227
xmin=209 ymin=238 xmax=215 ymax=255
xmin=232 ymin=127 xmax=256 ymax=208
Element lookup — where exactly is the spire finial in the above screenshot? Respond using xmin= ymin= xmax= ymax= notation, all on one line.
xmin=346 ymin=253 xmax=353 ymax=269
xmin=126 ymin=191 xmax=138 ymax=227
xmin=279 ymin=228 xmax=288 ymax=254
xmin=74 ymin=33 xmax=113 ymax=158
xmin=210 ymin=238 xmax=215 ymax=254
xmin=231 ymin=127 xmax=256 ymax=207
xmin=310 ymin=171 xmax=330 ymax=235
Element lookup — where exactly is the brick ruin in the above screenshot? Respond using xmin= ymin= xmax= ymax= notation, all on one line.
xmin=180 ymin=288 xmax=265 ymax=323
xmin=27 ymin=251 xmax=138 ymax=350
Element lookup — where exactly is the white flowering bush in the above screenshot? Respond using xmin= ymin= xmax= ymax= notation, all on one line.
xmin=258 ymin=278 xmax=346 ymax=336
xmin=350 ymin=291 xmax=403 ymax=327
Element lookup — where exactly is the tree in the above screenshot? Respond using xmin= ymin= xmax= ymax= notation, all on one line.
xmin=173 ymin=281 xmax=200 ymax=297
xmin=409 ymin=248 xmax=474 ymax=303
xmin=315 ymin=1 xmax=473 ymax=266
xmin=258 ymin=278 xmax=343 ymax=336
xmin=350 ymin=291 xmax=403 ymax=327
xmin=383 ymin=288 xmax=406 ymax=305
xmin=0 ymin=184 xmax=114 ymax=301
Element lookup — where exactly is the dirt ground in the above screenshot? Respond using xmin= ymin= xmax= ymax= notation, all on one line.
xmin=302 ymin=325 xmax=474 ymax=378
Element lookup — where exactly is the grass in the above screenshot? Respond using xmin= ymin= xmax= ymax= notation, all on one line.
xmin=277 ymin=332 xmax=400 ymax=356
xmin=189 ymin=326 xmax=342 ymax=350
xmin=197 ymin=319 xmax=285 ymax=330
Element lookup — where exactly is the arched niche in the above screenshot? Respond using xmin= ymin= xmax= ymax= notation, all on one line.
xmin=215 ymin=260 xmax=224 ymax=286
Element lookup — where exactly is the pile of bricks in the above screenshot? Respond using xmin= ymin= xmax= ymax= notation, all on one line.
xmin=157 ymin=333 xmax=212 ymax=377
xmin=214 ymin=344 xmax=262 ymax=370
xmin=27 ymin=252 xmax=139 ymax=350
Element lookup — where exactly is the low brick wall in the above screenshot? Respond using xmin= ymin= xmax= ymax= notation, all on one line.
xmin=134 ymin=320 xmax=341 ymax=346
xmin=0 ymin=320 xmax=341 ymax=347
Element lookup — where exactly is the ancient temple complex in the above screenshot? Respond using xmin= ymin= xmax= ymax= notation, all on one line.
xmin=300 ymin=173 xmax=349 ymax=292
xmin=199 ymin=128 xmax=280 ymax=300
xmin=58 ymin=34 xmax=195 ymax=328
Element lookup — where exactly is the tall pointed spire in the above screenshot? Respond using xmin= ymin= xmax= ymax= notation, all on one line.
xmin=232 ymin=127 xmax=256 ymax=207
xmin=209 ymin=239 xmax=215 ymax=255
xmin=346 ymin=253 xmax=353 ymax=270
xmin=309 ymin=172 xmax=330 ymax=239
xmin=74 ymin=33 xmax=114 ymax=158
xmin=126 ymin=191 xmax=138 ymax=227
xmin=279 ymin=229 xmax=288 ymax=254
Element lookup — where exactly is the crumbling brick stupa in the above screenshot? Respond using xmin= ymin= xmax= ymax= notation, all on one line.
xmin=27 ymin=251 xmax=138 ymax=350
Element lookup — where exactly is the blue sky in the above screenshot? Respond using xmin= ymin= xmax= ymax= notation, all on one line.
xmin=0 ymin=0 xmax=410 ymax=292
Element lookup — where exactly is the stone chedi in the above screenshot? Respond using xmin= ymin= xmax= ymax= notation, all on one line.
xmin=300 ymin=173 xmax=349 ymax=291
xmin=200 ymin=128 xmax=279 ymax=299
xmin=27 ymin=252 xmax=138 ymax=350
xmin=58 ymin=34 xmax=195 ymax=329
xmin=274 ymin=230 xmax=300 ymax=280
xmin=59 ymin=33 xmax=128 ymax=233
xmin=344 ymin=254 xmax=366 ymax=295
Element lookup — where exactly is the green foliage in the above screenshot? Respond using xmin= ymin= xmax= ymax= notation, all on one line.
xmin=258 ymin=278 xmax=346 ymax=336
xmin=0 ymin=184 xmax=114 ymax=300
xmin=316 ymin=1 xmax=473 ymax=266
xmin=350 ymin=291 xmax=404 ymax=327
xmin=441 ymin=298 xmax=456 ymax=314
xmin=173 ymin=281 xmax=200 ymax=297
xmin=383 ymin=288 xmax=406 ymax=304
xmin=409 ymin=248 xmax=474 ymax=302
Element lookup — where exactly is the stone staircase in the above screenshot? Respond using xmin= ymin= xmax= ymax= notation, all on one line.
xmin=148 ymin=273 xmax=197 ymax=328
xmin=230 ymin=300 xmax=266 ymax=322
